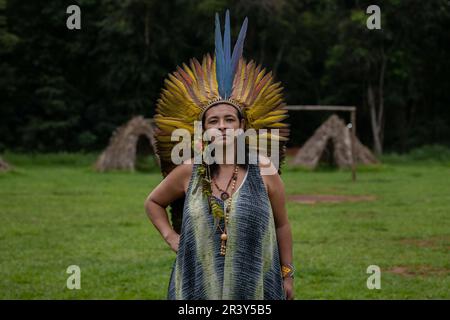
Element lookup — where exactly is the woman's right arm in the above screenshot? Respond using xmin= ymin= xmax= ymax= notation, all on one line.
xmin=144 ymin=163 xmax=192 ymax=252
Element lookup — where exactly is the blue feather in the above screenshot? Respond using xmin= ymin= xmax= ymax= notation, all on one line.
xmin=231 ymin=17 xmax=248 ymax=79
xmin=223 ymin=10 xmax=231 ymax=98
xmin=215 ymin=13 xmax=225 ymax=97
xmin=214 ymin=11 xmax=248 ymax=99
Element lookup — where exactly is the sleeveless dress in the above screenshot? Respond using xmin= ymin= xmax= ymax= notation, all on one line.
xmin=167 ymin=163 xmax=285 ymax=300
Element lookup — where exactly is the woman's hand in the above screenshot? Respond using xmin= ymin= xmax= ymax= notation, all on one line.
xmin=145 ymin=163 xmax=192 ymax=254
xmin=283 ymin=277 xmax=294 ymax=300
xmin=165 ymin=231 xmax=180 ymax=253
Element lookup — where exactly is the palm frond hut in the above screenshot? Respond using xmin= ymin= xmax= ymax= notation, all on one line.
xmin=95 ymin=116 xmax=159 ymax=172
xmin=0 ymin=156 xmax=11 ymax=172
xmin=292 ymin=114 xmax=378 ymax=169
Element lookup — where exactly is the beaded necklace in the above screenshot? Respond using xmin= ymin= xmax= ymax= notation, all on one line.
xmin=211 ymin=165 xmax=238 ymax=256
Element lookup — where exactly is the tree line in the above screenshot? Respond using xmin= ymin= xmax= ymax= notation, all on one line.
xmin=1 ymin=0 xmax=449 ymax=154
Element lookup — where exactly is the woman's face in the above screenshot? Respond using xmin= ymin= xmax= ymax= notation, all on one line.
xmin=203 ymin=104 xmax=244 ymax=146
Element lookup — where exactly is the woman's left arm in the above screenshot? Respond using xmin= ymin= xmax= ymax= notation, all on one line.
xmin=265 ymin=169 xmax=294 ymax=300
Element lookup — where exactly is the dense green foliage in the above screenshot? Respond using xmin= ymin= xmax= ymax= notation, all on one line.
xmin=1 ymin=0 xmax=449 ymax=153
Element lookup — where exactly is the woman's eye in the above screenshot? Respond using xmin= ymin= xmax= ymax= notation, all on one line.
xmin=226 ymin=118 xmax=235 ymax=122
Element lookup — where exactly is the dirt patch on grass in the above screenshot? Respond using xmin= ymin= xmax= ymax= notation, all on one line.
xmin=399 ymin=236 xmax=450 ymax=249
xmin=288 ymin=194 xmax=377 ymax=204
xmin=385 ymin=266 xmax=450 ymax=277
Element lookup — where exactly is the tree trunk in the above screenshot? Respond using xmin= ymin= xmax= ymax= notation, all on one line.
xmin=378 ymin=50 xmax=386 ymax=152
xmin=368 ymin=49 xmax=386 ymax=156
xmin=368 ymin=84 xmax=383 ymax=155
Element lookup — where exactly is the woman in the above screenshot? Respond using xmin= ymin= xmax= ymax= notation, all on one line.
xmin=145 ymin=11 xmax=294 ymax=300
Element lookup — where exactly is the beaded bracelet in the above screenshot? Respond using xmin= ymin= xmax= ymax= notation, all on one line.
xmin=281 ymin=263 xmax=295 ymax=278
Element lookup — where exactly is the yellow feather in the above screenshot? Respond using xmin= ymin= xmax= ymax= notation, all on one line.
xmin=232 ymin=59 xmax=246 ymax=100
xmin=242 ymin=63 xmax=256 ymax=102
xmin=182 ymin=63 xmax=196 ymax=82
xmin=211 ymin=56 xmax=218 ymax=95
xmin=251 ymin=115 xmax=288 ymax=128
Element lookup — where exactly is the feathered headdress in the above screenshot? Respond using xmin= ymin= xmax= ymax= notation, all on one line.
xmin=154 ymin=10 xmax=290 ymax=178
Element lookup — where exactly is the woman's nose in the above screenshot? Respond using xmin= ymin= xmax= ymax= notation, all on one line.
xmin=218 ymin=120 xmax=227 ymax=131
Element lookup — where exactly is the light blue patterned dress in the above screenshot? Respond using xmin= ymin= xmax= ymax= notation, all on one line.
xmin=168 ymin=163 xmax=285 ymax=300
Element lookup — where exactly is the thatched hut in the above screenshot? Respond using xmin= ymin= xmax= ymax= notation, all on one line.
xmin=0 ymin=156 xmax=11 ymax=172
xmin=292 ymin=114 xmax=378 ymax=169
xmin=95 ymin=116 xmax=159 ymax=172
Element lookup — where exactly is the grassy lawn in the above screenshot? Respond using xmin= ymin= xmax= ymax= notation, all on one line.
xmin=0 ymin=150 xmax=449 ymax=299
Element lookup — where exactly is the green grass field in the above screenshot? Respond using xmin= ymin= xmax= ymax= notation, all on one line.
xmin=1 ymin=147 xmax=449 ymax=299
